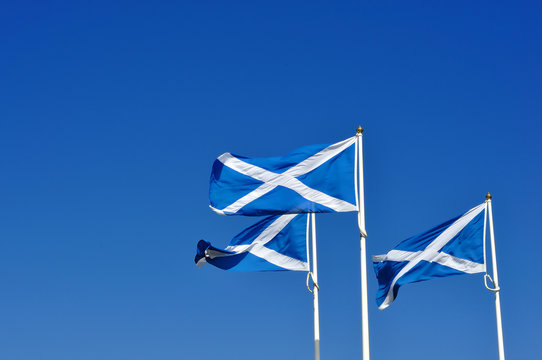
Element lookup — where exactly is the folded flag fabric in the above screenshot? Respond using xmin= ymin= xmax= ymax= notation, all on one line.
xmin=209 ymin=136 xmax=358 ymax=216
xmin=195 ymin=213 xmax=309 ymax=272
xmin=373 ymin=203 xmax=487 ymax=310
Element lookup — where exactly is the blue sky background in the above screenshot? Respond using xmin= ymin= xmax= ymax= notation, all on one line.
xmin=1 ymin=1 xmax=541 ymax=359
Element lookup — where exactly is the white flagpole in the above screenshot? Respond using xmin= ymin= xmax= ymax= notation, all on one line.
xmin=356 ymin=126 xmax=370 ymax=360
xmin=486 ymin=193 xmax=505 ymax=360
xmin=311 ymin=212 xmax=321 ymax=360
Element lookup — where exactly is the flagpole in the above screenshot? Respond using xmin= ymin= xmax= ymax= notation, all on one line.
xmin=486 ymin=193 xmax=505 ymax=360
xmin=310 ymin=212 xmax=321 ymax=360
xmin=356 ymin=126 xmax=370 ymax=360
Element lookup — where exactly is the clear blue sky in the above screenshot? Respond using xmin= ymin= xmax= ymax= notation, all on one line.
xmin=1 ymin=1 xmax=541 ymax=359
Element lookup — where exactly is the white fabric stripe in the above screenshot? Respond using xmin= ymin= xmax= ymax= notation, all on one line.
xmin=372 ymin=249 xmax=422 ymax=263
xmin=432 ymin=252 xmax=484 ymax=274
xmin=283 ymin=137 xmax=356 ymax=177
xmin=207 ymin=244 xmax=308 ymax=271
xmin=215 ymin=137 xmax=357 ymax=214
xmin=223 ymin=244 xmax=250 ymax=253
xmin=206 ymin=214 xmax=308 ymax=271
xmin=250 ymin=245 xmax=308 ymax=271
xmin=225 ymin=214 xmax=297 ymax=252
xmin=373 ymin=250 xmax=484 ymax=274
xmin=218 ymin=154 xmax=357 ymax=213
xmin=218 ymin=183 xmax=277 ymax=215
xmin=379 ymin=203 xmax=486 ymax=310
xmin=196 ymin=257 xmax=207 ymax=268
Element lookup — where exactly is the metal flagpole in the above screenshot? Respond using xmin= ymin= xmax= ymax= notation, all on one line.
xmin=356 ymin=126 xmax=370 ymax=360
xmin=486 ymin=193 xmax=505 ymax=360
xmin=310 ymin=212 xmax=321 ymax=360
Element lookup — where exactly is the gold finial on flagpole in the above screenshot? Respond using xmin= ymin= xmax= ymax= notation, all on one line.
xmin=356 ymin=126 xmax=363 ymax=135
xmin=486 ymin=192 xmax=492 ymax=200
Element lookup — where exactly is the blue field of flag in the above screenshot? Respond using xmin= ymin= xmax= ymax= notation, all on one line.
xmin=209 ymin=137 xmax=358 ymax=216
xmin=373 ymin=203 xmax=487 ymax=309
xmin=195 ymin=213 xmax=309 ymax=272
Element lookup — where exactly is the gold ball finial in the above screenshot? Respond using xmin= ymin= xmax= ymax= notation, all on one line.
xmin=486 ymin=192 xmax=492 ymax=200
xmin=356 ymin=126 xmax=364 ymax=135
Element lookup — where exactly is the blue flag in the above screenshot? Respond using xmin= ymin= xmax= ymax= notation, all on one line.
xmin=209 ymin=137 xmax=358 ymax=216
xmin=195 ymin=213 xmax=309 ymax=272
xmin=373 ymin=203 xmax=487 ymax=309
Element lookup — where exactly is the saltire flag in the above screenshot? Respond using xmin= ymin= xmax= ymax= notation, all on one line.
xmin=195 ymin=213 xmax=309 ymax=272
xmin=209 ymin=136 xmax=358 ymax=216
xmin=373 ymin=203 xmax=486 ymax=310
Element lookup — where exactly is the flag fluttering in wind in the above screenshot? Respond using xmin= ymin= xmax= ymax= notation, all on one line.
xmin=197 ymin=131 xmax=367 ymax=360
xmin=195 ymin=213 xmax=309 ymax=272
xmin=373 ymin=203 xmax=487 ymax=310
xmin=209 ymin=136 xmax=358 ymax=216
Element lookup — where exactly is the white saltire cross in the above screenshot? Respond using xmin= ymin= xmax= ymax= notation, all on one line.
xmin=373 ymin=203 xmax=487 ymax=309
xmin=200 ymin=214 xmax=309 ymax=271
xmin=210 ymin=137 xmax=358 ymax=215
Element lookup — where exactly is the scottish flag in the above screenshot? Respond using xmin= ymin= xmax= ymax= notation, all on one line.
xmin=195 ymin=213 xmax=309 ymax=272
xmin=209 ymin=137 xmax=358 ymax=216
xmin=373 ymin=203 xmax=487 ymax=309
